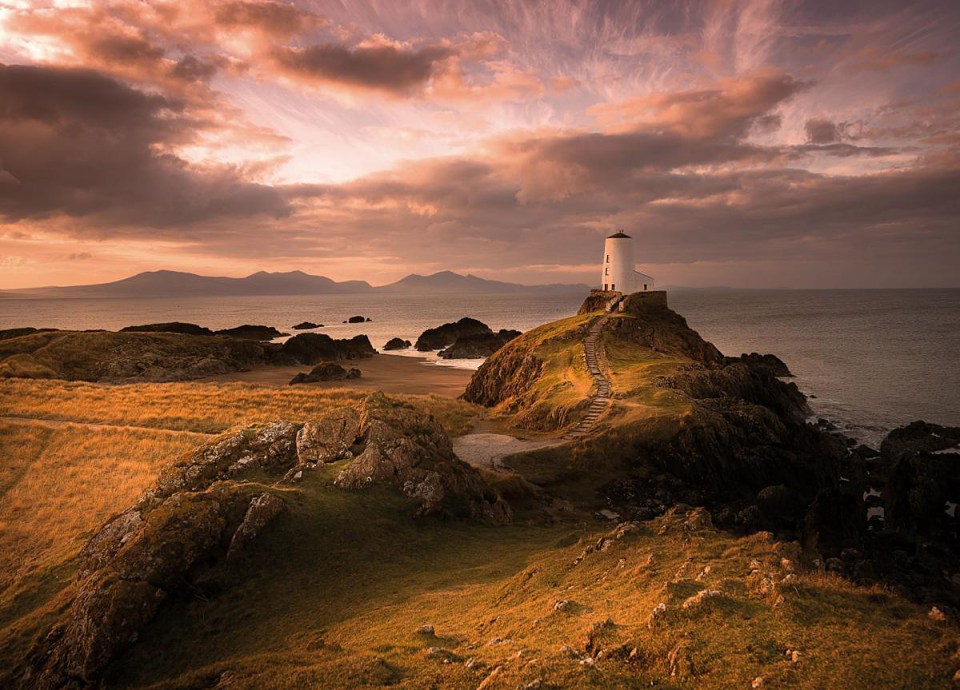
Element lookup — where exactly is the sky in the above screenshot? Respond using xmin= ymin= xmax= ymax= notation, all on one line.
xmin=0 ymin=0 xmax=959 ymax=289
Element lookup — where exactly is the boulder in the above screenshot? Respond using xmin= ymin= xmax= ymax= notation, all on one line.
xmin=345 ymin=315 xmax=367 ymax=323
xmin=276 ymin=333 xmax=375 ymax=365
xmin=439 ymin=329 xmax=521 ymax=359
xmin=883 ymin=421 xmax=960 ymax=540
xmin=120 ymin=323 xmax=215 ymax=336
xmin=415 ymin=317 xmax=492 ymax=351
xmin=289 ymin=362 xmax=362 ymax=384
xmin=383 ymin=337 xmax=412 ymax=351
xmin=334 ymin=393 xmax=512 ymax=523
xmin=296 ymin=409 xmax=361 ymax=465
xmin=214 ymin=325 xmax=287 ymax=340
xmin=734 ymin=353 xmax=793 ymax=377
xmin=292 ymin=321 xmax=322 ymax=330
xmin=227 ymin=493 xmax=288 ymax=560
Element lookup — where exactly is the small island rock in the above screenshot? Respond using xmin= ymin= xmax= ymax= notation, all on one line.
xmin=292 ymin=322 xmax=322 ymax=330
xmin=383 ymin=337 xmax=412 ymax=351
xmin=215 ymin=325 xmax=287 ymax=341
xmin=289 ymin=362 xmax=362 ymax=384
xmin=415 ymin=317 xmax=492 ymax=351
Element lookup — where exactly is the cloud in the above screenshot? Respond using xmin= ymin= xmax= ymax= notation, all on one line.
xmin=0 ymin=63 xmax=289 ymax=229
xmin=589 ymin=69 xmax=807 ymax=139
xmin=271 ymin=41 xmax=456 ymax=94
xmin=805 ymin=118 xmax=841 ymax=144
xmin=214 ymin=1 xmax=320 ymax=36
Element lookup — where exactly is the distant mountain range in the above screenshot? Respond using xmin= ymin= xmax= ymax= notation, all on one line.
xmin=6 ymin=270 xmax=589 ymax=298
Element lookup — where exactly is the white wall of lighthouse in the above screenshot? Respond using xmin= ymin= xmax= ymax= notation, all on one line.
xmin=599 ymin=231 xmax=655 ymax=293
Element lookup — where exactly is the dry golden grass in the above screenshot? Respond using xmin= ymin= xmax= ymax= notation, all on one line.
xmin=0 ymin=422 xmax=197 ymax=592
xmin=101 ymin=486 xmax=960 ymax=689
xmin=0 ymin=379 xmax=477 ymax=436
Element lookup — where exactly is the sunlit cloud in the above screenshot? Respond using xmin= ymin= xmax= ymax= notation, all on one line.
xmin=0 ymin=0 xmax=958 ymax=289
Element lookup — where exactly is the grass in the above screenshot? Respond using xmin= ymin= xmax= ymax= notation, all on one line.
xmin=97 ymin=487 xmax=959 ymax=689
xmin=0 ymin=379 xmax=478 ymax=436
xmin=1 ymin=332 xmax=958 ymax=688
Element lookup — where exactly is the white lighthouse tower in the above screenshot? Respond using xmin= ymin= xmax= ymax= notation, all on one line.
xmin=600 ymin=231 xmax=654 ymax=293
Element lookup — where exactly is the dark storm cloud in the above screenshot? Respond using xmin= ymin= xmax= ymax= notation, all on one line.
xmin=0 ymin=64 xmax=290 ymax=229
xmin=271 ymin=42 xmax=456 ymax=94
xmin=805 ymin=118 xmax=841 ymax=143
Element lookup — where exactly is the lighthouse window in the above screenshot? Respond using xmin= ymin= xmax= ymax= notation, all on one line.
xmin=604 ymin=267 xmax=609 ymax=275
xmin=605 ymin=255 xmax=609 ymax=263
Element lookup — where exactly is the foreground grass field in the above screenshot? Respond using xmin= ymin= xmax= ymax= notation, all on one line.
xmin=1 ymin=378 xmax=958 ymax=688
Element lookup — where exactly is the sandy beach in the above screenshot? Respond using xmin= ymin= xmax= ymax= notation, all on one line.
xmin=200 ymin=352 xmax=474 ymax=398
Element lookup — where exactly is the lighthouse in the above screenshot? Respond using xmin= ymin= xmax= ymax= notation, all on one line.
xmin=600 ymin=231 xmax=654 ymax=293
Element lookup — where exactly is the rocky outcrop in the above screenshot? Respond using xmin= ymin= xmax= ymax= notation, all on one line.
xmin=334 ymin=394 xmax=512 ymax=523
xmin=383 ymin=337 xmax=412 ymax=350
xmin=0 ymin=330 xmax=270 ymax=382
xmin=733 ymin=353 xmax=793 ymax=377
xmin=296 ymin=409 xmax=361 ymax=465
xmin=292 ymin=321 xmax=322 ymax=330
xmin=439 ymin=329 xmax=521 ymax=359
xmin=577 ymin=290 xmax=620 ymax=315
xmin=276 ymin=333 xmax=375 ymax=365
xmin=0 ymin=329 xmax=379 ymax=383
xmin=120 ymin=323 xmax=215 ymax=336
xmin=606 ymin=302 xmax=722 ymax=366
xmin=289 ymin=362 xmax=361 ymax=384
xmin=882 ymin=421 xmax=959 ymax=541
xmin=23 ymin=397 xmax=511 ymax=688
xmin=26 ymin=421 xmax=302 ymax=689
xmin=345 ymin=315 xmax=369 ymax=323
xmin=0 ymin=327 xmax=55 ymax=341
xmin=415 ymin=317 xmax=491 ymax=351
xmin=214 ymin=325 xmax=287 ymax=340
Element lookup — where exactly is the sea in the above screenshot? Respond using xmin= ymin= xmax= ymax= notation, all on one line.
xmin=1 ymin=288 xmax=957 ymax=448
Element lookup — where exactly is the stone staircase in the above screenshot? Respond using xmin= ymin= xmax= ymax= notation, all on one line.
xmin=563 ymin=315 xmax=613 ymax=440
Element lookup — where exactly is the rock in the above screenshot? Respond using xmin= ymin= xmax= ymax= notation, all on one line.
xmin=439 ymin=330 xmax=521 ymax=359
xmin=296 ymin=410 xmax=360 ymax=465
xmin=214 ymin=324 xmax=287 ymax=340
xmin=120 ymin=322 xmax=215 ymax=336
xmin=415 ymin=317 xmax=492 ymax=351
xmin=289 ymin=362 xmax=361 ymax=384
xmin=648 ymin=602 xmax=667 ymax=627
xmin=554 ymin=599 xmax=572 ymax=611
xmin=417 ymin=624 xmax=435 ymax=636
xmin=25 ymin=395 xmax=515 ymax=687
xmin=383 ymin=337 xmax=412 ymax=350
xmin=292 ymin=321 xmax=322 ymax=330
xmin=735 ymin=352 xmax=793 ymax=377
xmin=277 ymin=333 xmax=376 ymax=365
xmin=752 ymin=677 xmax=764 ymax=688
xmin=0 ymin=327 xmax=56 ymax=341
xmin=227 ymin=493 xmax=287 ymax=560
xmin=346 ymin=315 xmax=367 ymax=323
xmin=667 ymin=641 xmax=691 ymax=678
xmin=333 ymin=394 xmax=512 ymax=523
xmin=0 ymin=330 xmax=271 ymax=383
xmin=929 ymin=606 xmax=947 ymax=622
xmin=681 ymin=589 xmax=723 ymax=610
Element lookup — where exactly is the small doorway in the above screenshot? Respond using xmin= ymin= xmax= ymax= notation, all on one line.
xmin=603 ymin=283 xmax=608 ymax=291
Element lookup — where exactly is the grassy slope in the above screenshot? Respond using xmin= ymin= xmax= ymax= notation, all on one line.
xmin=1 ymin=342 xmax=959 ymax=687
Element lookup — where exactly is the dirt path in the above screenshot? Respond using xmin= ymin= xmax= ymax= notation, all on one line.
xmin=562 ymin=314 xmax=613 ymax=440
xmin=453 ymin=433 xmax=561 ymax=471
xmin=0 ymin=415 xmax=215 ymax=438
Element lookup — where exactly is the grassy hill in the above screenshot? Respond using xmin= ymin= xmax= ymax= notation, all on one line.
xmin=1 ymin=299 xmax=958 ymax=688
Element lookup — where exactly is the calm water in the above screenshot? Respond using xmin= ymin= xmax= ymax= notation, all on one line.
xmin=1 ymin=289 xmax=957 ymax=446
